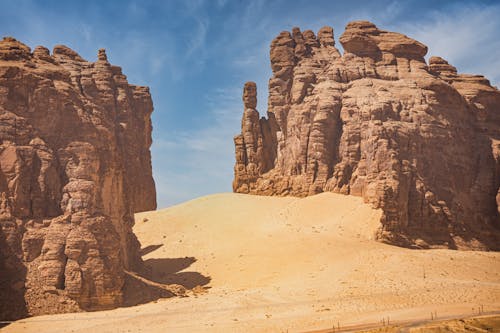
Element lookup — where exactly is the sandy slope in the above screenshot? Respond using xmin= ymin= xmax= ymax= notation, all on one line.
xmin=4 ymin=192 xmax=500 ymax=333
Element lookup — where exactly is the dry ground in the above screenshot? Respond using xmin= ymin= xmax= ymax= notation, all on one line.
xmin=3 ymin=192 xmax=500 ymax=332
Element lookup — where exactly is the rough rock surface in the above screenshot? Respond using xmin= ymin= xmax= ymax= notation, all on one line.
xmin=0 ymin=37 xmax=156 ymax=320
xmin=233 ymin=21 xmax=500 ymax=250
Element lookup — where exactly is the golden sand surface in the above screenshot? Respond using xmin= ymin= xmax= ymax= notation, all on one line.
xmin=4 ymin=192 xmax=500 ymax=332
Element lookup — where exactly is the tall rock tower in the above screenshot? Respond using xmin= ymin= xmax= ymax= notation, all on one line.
xmin=0 ymin=37 xmax=156 ymax=320
xmin=233 ymin=21 xmax=500 ymax=250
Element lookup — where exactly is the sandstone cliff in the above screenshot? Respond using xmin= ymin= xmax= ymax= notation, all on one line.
xmin=233 ymin=21 xmax=500 ymax=250
xmin=0 ymin=37 xmax=156 ymax=320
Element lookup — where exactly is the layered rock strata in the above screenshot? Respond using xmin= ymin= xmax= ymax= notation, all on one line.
xmin=0 ymin=37 xmax=156 ymax=320
xmin=233 ymin=21 xmax=500 ymax=250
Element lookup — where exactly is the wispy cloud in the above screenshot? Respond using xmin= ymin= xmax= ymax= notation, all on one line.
xmin=152 ymin=0 xmax=500 ymax=207
xmin=390 ymin=3 xmax=500 ymax=86
xmin=186 ymin=18 xmax=209 ymax=63
xmin=78 ymin=23 xmax=93 ymax=42
xmin=152 ymin=86 xmax=242 ymax=207
xmin=2 ymin=0 xmax=499 ymax=208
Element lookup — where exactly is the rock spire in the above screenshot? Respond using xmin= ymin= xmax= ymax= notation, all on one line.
xmin=233 ymin=22 xmax=500 ymax=250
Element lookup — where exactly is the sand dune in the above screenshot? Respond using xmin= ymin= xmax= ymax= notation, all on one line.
xmin=4 ymin=192 xmax=500 ymax=332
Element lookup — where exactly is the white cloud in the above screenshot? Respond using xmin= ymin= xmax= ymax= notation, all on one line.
xmin=154 ymin=2 xmax=500 ymax=207
xmin=152 ymin=87 xmax=242 ymax=207
xmin=186 ymin=18 xmax=209 ymax=57
xmin=78 ymin=23 xmax=92 ymax=42
xmin=6 ymin=1 xmax=499 ymax=207
xmin=393 ymin=4 xmax=500 ymax=86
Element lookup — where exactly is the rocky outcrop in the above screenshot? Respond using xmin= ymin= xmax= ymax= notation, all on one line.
xmin=233 ymin=21 xmax=500 ymax=250
xmin=0 ymin=37 xmax=156 ymax=320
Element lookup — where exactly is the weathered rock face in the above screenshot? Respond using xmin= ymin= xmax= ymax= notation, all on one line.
xmin=0 ymin=37 xmax=156 ymax=320
xmin=233 ymin=21 xmax=500 ymax=250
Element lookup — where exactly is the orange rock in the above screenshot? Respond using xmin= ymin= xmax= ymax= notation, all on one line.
xmin=233 ymin=21 xmax=500 ymax=250
xmin=0 ymin=37 xmax=156 ymax=320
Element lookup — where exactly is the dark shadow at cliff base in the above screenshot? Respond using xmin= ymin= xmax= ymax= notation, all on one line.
xmin=123 ymin=256 xmax=211 ymax=307
xmin=0 ymin=227 xmax=28 ymax=322
xmin=0 ymin=284 xmax=28 ymax=322
xmin=447 ymin=224 xmax=500 ymax=251
xmin=383 ymin=224 xmax=500 ymax=251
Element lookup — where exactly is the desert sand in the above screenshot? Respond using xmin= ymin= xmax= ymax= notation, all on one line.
xmin=4 ymin=192 xmax=500 ymax=332
xmin=318 ymin=314 xmax=500 ymax=332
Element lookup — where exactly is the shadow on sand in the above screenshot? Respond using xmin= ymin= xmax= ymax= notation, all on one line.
xmin=144 ymin=257 xmax=211 ymax=289
xmin=123 ymin=245 xmax=211 ymax=306
xmin=139 ymin=244 xmax=164 ymax=256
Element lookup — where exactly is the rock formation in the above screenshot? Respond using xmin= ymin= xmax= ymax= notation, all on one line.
xmin=0 ymin=37 xmax=156 ymax=320
xmin=233 ymin=21 xmax=500 ymax=250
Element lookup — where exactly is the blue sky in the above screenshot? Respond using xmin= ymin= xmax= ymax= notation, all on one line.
xmin=1 ymin=0 xmax=499 ymax=208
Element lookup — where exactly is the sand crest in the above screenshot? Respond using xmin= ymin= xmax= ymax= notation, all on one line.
xmin=4 ymin=192 xmax=500 ymax=332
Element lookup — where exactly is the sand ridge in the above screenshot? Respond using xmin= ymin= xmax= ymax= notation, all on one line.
xmin=3 ymin=192 xmax=500 ymax=332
